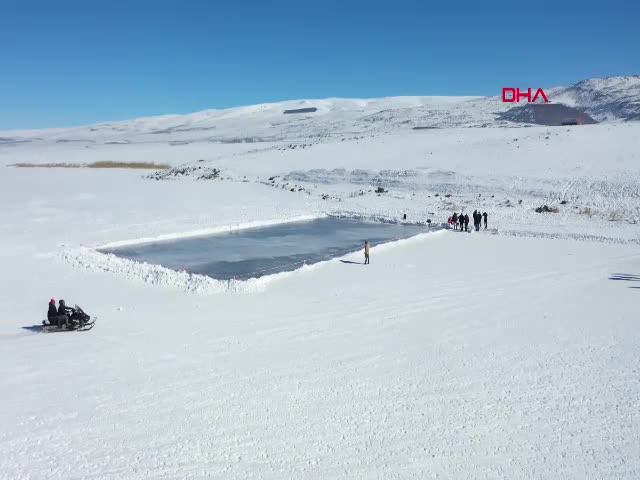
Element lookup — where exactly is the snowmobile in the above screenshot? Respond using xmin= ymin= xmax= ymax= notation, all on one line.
xmin=42 ymin=305 xmax=97 ymax=332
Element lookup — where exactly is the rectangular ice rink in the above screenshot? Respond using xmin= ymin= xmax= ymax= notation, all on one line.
xmin=101 ymin=218 xmax=429 ymax=280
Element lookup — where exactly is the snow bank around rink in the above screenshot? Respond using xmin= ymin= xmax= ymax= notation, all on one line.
xmin=59 ymin=247 xmax=261 ymax=294
xmin=59 ymin=215 xmax=324 ymax=294
xmin=59 ymin=218 xmax=445 ymax=294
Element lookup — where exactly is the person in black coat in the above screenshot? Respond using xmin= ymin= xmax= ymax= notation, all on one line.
xmin=56 ymin=299 xmax=75 ymax=328
xmin=58 ymin=299 xmax=72 ymax=316
xmin=452 ymin=212 xmax=458 ymax=230
xmin=483 ymin=212 xmax=488 ymax=229
xmin=46 ymin=298 xmax=67 ymax=328
xmin=458 ymin=214 xmax=464 ymax=231
xmin=464 ymin=214 xmax=470 ymax=232
xmin=47 ymin=299 xmax=57 ymax=319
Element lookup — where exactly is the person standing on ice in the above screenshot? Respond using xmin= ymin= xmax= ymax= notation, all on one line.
xmin=483 ymin=212 xmax=488 ymax=230
xmin=464 ymin=214 xmax=470 ymax=232
xmin=458 ymin=214 xmax=464 ymax=231
xmin=364 ymin=240 xmax=370 ymax=265
xmin=452 ymin=212 xmax=458 ymax=230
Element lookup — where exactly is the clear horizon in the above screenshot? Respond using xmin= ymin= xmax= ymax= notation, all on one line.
xmin=1 ymin=0 xmax=638 ymax=130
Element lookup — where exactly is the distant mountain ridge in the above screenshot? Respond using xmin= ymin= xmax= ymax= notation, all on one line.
xmin=1 ymin=76 xmax=639 ymax=145
xmin=549 ymin=76 xmax=640 ymax=122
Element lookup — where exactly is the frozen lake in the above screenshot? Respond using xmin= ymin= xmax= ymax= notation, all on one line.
xmin=101 ymin=218 xmax=428 ymax=280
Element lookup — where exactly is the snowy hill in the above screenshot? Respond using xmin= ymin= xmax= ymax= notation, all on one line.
xmin=1 ymin=77 xmax=639 ymax=148
xmin=0 ymin=96 xmax=494 ymax=146
xmin=549 ymin=76 xmax=640 ymax=121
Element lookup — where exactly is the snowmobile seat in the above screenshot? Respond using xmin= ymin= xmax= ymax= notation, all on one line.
xmin=47 ymin=315 xmax=68 ymax=327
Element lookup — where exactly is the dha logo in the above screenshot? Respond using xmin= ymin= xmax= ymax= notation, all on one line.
xmin=502 ymin=88 xmax=549 ymax=103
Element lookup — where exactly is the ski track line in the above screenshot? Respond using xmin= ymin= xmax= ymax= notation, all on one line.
xmin=495 ymin=228 xmax=640 ymax=245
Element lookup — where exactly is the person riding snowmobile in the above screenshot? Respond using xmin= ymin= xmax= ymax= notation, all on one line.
xmin=43 ymin=299 xmax=95 ymax=331
xmin=58 ymin=299 xmax=72 ymax=317
xmin=47 ymin=299 xmax=57 ymax=320
xmin=56 ymin=299 xmax=75 ymax=328
xmin=46 ymin=298 xmax=68 ymax=328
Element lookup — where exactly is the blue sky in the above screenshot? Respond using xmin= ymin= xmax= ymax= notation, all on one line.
xmin=1 ymin=0 xmax=638 ymax=129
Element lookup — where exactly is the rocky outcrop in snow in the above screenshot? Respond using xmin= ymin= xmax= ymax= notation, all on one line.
xmin=497 ymin=104 xmax=598 ymax=126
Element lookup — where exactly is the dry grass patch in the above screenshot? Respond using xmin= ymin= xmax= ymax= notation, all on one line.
xmin=10 ymin=161 xmax=170 ymax=170
xmin=89 ymin=161 xmax=170 ymax=169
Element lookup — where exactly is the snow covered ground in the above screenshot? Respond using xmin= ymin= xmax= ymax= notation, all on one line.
xmin=1 ymin=90 xmax=639 ymax=478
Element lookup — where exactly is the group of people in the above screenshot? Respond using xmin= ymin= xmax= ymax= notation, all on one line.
xmin=448 ymin=211 xmax=488 ymax=232
xmin=47 ymin=298 xmax=72 ymax=328
xmin=363 ymin=210 xmax=489 ymax=264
